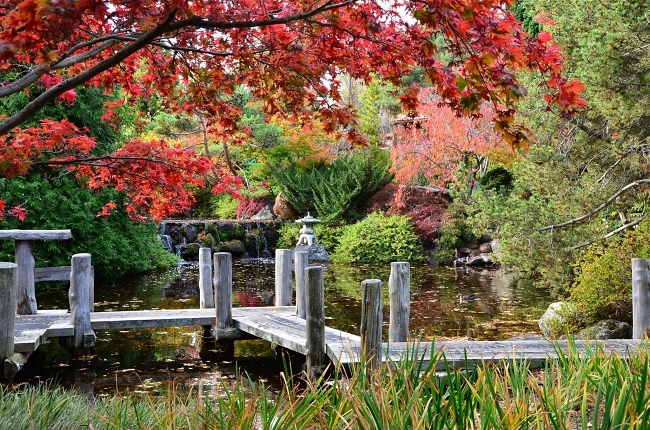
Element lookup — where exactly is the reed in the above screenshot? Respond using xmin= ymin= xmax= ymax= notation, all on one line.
xmin=3 ymin=340 xmax=650 ymax=429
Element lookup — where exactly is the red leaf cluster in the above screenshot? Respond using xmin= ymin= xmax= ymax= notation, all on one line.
xmin=236 ymin=196 xmax=268 ymax=219
xmin=0 ymin=0 xmax=586 ymax=221
xmin=367 ymin=184 xmax=451 ymax=245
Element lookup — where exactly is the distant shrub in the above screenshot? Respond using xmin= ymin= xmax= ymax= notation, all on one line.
xmin=331 ymin=212 xmax=426 ymax=264
xmin=478 ymin=166 xmax=514 ymax=192
xmin=0 ymin=175 xmax=177 ymax=279
xmin=568 ymin=220 xmax=650 ymax=325
xmin=276 ymin=221 xmax=345 ymax=253
xmin=236 ymin=196 xmax=267 ymax=219
xmin=192 ymin=189 xmax=239 ymax=219
xmin=367 ymin=184 xmax=450 ymax=246
xmin=269 ymin=150 xmax=393 ymax=222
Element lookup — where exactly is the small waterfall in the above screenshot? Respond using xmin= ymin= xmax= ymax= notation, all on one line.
xmin=159 ymin=234 xmax=174 ymax=253
xmin=256 ymin=222 xmax=272 ymax=258
xmin=176 ymin=236 xmax=187 ymax=258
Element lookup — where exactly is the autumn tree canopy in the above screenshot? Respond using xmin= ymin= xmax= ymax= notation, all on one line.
xmin=0 ymin=0 xmax=585 ymax=221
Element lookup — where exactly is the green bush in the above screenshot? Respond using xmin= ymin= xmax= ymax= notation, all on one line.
xmin=567 ymin=220 xmax=650 ymax=325
xmin=269 ymin=150 xmax=393 ymax=223
xmin=0 ymin=175 xmax=177 ymax=279
xmin=191 ymin=189 xmax=239 ymax=219
xmin=276 ymin=221 xmax=345 ymax=253
xmin=331 ymin=212 xmax=426 ymax=264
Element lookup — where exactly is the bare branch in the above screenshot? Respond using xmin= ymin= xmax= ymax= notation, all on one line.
xmin=536 ymin=179 xmax=650 ymax=232
xmin=569 ymin=215 xmax=650 ymax=250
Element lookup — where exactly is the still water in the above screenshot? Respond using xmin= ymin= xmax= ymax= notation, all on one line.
xmin=10 ymin=260 xmax=551 ymax=395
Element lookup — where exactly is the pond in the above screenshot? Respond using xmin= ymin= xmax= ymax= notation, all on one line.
xmin=8 ymin=260 xmax=551 ymax=396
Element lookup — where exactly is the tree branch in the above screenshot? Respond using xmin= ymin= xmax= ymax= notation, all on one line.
xmin=0 ymin=9 xmax=178 ymax=135
xmin=166 ymin=0 xmax=359 ymax=32
xmin=569 ymin=215 xmax=650 ymax=250
xmin=536 ymin=179 xmax=650 ymax=232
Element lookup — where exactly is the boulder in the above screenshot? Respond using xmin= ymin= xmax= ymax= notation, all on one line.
xmin=219 ymin=240 xmax=246 ymax=255
xmin=479 ymin=242 xmax=492 ymax=253
xmin=250 ymin=206 xmax=276 ymax=221
xmin=539 ymin=301 xmax=576 ymax=339
xmin=273 ymin=192 xmax=300 ymax=220
xmin=576 ymin=320 xmax=632 ymax=340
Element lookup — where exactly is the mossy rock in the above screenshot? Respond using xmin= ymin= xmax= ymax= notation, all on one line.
xmin=219 ymin=240 xmax=246 ymax=255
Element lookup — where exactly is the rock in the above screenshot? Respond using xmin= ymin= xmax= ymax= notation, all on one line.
xmin=490 ymin=239 xmax=501 ymax=259
xmin=539 ymin=301 xmax=576 ymax=339
xmin=273 ymin=192 xmax=300 ymax=220
xmin=219 ymin=240 xmax=246 ymax=255
xmin=250 ymin=206 xmax=275 ymax=221
xmin=577 ymin=320 xmax=632 ymax=340
xmin=479 ymin=242 xmax=492 ymax=253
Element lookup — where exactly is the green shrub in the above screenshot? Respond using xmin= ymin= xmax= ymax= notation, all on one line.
xmin=0 ymin=175 xmax=177 ymax=279
xmin=332 ymin=212 xmax=426 ymax=264
xmin=269 ymin=150 xmax=393 ymax=223
xmin=276 ymin=221 xmax=345 ymax=253
xmin=191 ymin=189 xmax=239 ymax=219
xmin=568 ymin=220 xmax=650 ymax=325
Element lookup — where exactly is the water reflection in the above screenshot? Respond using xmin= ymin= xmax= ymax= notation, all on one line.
xmin=11 ymin=260 xmax=550 ymax=395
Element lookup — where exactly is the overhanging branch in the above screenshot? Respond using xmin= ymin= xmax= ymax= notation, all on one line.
xmin=536 ymin=179 xmax=650 ymax=232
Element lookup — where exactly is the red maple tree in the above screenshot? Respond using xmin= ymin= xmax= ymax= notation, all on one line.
xmin=0 ymin=0 xmax=585 ymax=221
xmin=390 ymin=88 xmax=504 ymax=194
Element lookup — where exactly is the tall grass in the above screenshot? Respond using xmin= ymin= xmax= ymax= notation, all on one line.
xmin=3 ymin=340 xmax=650 ymax=429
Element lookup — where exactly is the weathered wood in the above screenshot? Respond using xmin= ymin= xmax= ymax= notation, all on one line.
xmin=213 ymin=253 xmax=233 ymax=341
xmin=275 ymin=249 xmax=293 ymax=306
xmin=15 ymin=240 xmax=36 ymax=315
xmin=305 ymin=266 xmax=326 ymax=379
xmin=34 ymin=266 xmax=95 ymax=282
xmin=389 ymin=262 xmax=410 ymax=343
xmin=0 ymin=262 xmax=18 ymax=367
xmin=294 ymin=251 xmax=309 ymax=319
xmin=328 ymin=339 xmax=644 ymax=369
xmin=632 ymin=258 xmax=650 ymax=339
xmin=361 ymin=279 xmax=383 ymax=369
xmin=69 ymin=253 xmax=96 ymax=349
xmin=0 ymin=229 xmax=72 ymax=241
xmin=199 ymin=248 xmax=214 ymax=309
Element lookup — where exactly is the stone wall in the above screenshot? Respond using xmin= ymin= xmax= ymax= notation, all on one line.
xmin=160 ymin=220 xmax=283 ymax=261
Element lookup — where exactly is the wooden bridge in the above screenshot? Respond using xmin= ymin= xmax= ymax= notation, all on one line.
xmin=1 ymin=230 xmax=648 ymax=379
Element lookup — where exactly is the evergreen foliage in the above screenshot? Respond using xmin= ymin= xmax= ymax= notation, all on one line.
xmin=0 ymin=175 xmax=176 ymax=279
xmin=568 ymin=220 xmax=650 ymax=326
xmin=332 ymin=212 xmax=426 ymax=264
xmin=269 ymin=150 xmax=393 ymax=223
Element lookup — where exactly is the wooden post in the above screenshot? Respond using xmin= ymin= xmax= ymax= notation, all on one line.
xmin=69 ymin=253 xmax=96 ymax=349
xmin=389 ymin=262 xmax=410 ymax=343
xmin=295 ymin=251 xmax=309 ymax=319
xmin=15 ymin=240 xmax=36 ymax=315
xmin=361 ymin=279 xmax=383 ymax=369
xmin=632 ymin=258 xmax=650 ymax=339
xmin=305 ymin=266 xmax=325 ymax=379
xmin=199 ymin=248 xmax=214 ymax=309
xmin=0 ymin=263 xmax=18 ymax=367
xmin=213 ymin=252 xmax=233 ymax=340
xmin=275 ymin=249 xmax=293 ymax=307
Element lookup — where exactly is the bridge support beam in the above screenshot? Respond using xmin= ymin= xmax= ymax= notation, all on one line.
xmin=389 ymin=262 xmax=410 ymax=343
xmin=294 ymin=251 xmax=309 ymax=319
xmin=305 ymin=266 xmax=325 ymax=379
xmin=361 ymin=279 xmax=383 ymax=369
xmin=69 ymin=253 xmax=96 ymax=350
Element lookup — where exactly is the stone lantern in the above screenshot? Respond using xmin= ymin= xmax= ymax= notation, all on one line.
xmin=295 ymin=212 xmax=329 ymax=262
